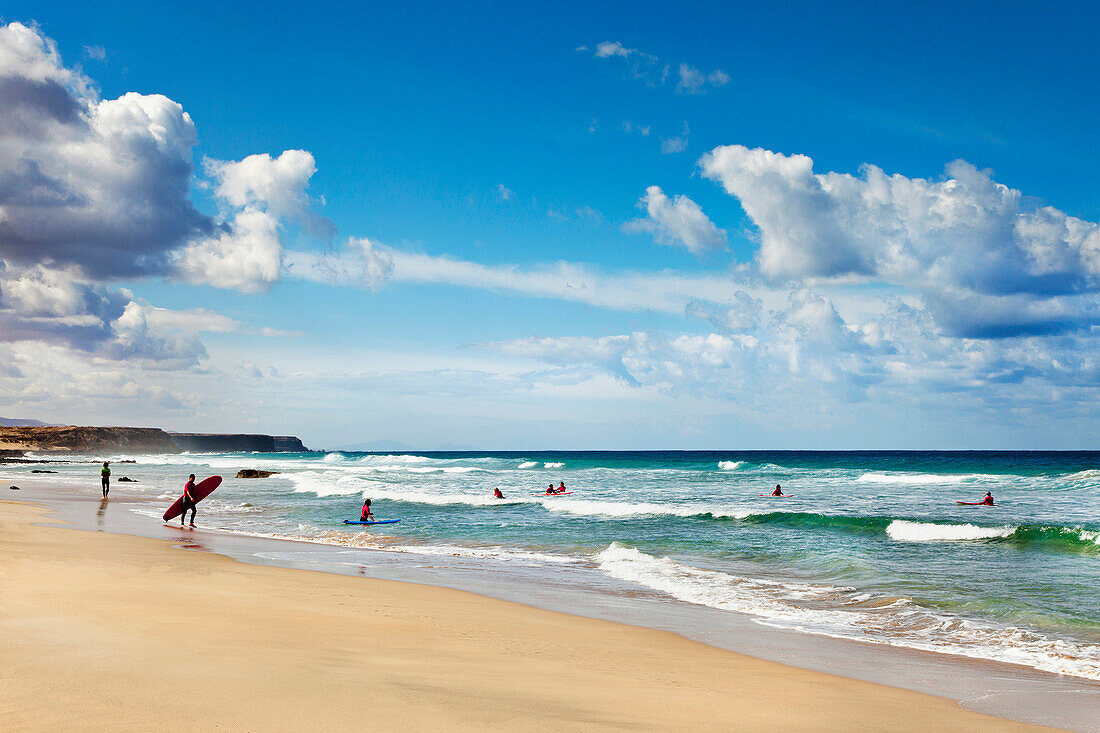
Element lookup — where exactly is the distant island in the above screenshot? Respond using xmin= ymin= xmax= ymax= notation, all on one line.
xmin=0 ymin=425 xmax=308 ymax=455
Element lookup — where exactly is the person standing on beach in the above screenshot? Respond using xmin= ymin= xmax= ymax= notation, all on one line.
xmin=100 ymin=462 xmax=111 ymax=498
xmin=181 ymin=474 xmax=198 ymax=527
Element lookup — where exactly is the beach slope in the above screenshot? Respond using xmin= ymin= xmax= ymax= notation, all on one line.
xmin=0 ymin=501 xmax=1053 ymax=732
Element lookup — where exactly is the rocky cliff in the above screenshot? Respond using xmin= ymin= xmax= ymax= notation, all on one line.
xmin=0 ymin=426 xmax=309 ymax=454
xmin=169 ymin=433 xmax=308 ymax=453
xmin=0 ymin=426 xmax=177 ymax=453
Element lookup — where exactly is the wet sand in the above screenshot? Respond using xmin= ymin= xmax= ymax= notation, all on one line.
xmin=0 ymin=500 xmax=1058 ymax=732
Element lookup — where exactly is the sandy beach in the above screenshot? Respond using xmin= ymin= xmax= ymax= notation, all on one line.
xmin=0 ymin=499 xmax=1056 ymax=732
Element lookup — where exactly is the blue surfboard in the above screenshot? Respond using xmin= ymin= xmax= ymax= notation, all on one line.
xmin=343 ymin=519 xmax=401 ymax=525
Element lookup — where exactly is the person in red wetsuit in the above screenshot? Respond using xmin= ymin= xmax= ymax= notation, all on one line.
xmin=981 ymin=492 xmax=994 ymax=505
xmin=545 ymin=484 xmax=556 ymax=495
xmin=557 ymin=482 xmax=567 ymax=494
xmin=493 ymin=488 xmax=504 ymax=499
xmin=771 ymin=484 xmax=784 ymax=496
xmin=181 ymin=474 xmax=198 ymax=527
xmin=360 ymin=498 xmax=375 ymax=521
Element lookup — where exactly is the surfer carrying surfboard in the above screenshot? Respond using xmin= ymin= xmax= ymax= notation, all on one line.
xmin=360 ymin=498 xmax=375 ymax=522
xmin=181 ymin=474 xmax=198 ymax=526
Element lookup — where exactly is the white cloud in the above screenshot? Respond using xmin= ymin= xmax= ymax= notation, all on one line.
xmin=83 ymin=45 xmax=106 ymax=61
xmin=206 ymin=150 xmax=318 ymax=222
xmin=621 ymin=121 xmax=651 ymax=136
xmin=660 ymin=122 xmax=690 ymax=155
xmin=676 ymin=64 xmax=729 ymax=94
xmin=0 ymin=23 xmax=208 ymax=278
xmin=624 ymin=186 xmax=727 ymax=254
xmin=177 ymin=150 xmax=329 ymax=292
xmin=699 ymin=145 xmax=1100 ymax=337
xmin=283 ymin=237 xmax=394 ymax=290
xmin=496 ymin=184 xmax=515 ymax=200
xmin=176 ymin=207 xmax=283 ymax=292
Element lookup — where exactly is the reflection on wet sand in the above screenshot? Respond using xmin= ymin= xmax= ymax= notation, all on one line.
xmin=96 ymin=498 xmax=107 ymax=528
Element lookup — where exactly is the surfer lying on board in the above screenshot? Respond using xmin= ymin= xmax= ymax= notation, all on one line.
xmin=181 ymin=474 xmax=197 ymax=527
xmin=493 ymin=488 xmax=504 ymax=499
xmin=772 ymin=484 xmax=784 ymax=497
xmin=360 ymin=498 xmax=375 ymax=521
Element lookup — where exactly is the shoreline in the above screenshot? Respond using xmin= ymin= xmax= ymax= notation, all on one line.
xmin=0 ymin=497 xmax=1064 ymax=732
xmin=2 ymin=479 xmax=1098 ymax=730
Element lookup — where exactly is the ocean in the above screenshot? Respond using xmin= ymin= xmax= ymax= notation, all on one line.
xmin=21 ymin=449 xmax=1100 ymax=682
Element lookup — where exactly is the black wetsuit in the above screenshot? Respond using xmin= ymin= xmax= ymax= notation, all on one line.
xmin=182 ymin=481 xmax=197 ymax=525
xmin=101 ymin=470 xmax=110 ymax=497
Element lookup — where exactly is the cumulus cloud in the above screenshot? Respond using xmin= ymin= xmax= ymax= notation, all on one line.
xmin=699 ymin=144 xmax=1100 ymax=336
xmin=624 ymin=186 xmax=727 ymax=254
xmin=0 ymin=22 xmax=334 ymax=300
xmin=206 ymin=150 xmax=318 ymax=222
xmin=176 ymin=150 xmax=330 ymax=292
xmin=486 ymin=286 xmax=1100 ymax=417
xmin=0 ymin=22 xmax=211 ymax=278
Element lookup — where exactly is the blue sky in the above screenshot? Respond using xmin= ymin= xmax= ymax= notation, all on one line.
xmin=1 ymin=2 xmax=1099 ymax=448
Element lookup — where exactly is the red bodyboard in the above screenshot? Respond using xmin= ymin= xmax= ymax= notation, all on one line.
xmin=163 ymin=476 xmax=222 ymax=521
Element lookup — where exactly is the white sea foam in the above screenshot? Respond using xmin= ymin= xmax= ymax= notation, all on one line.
xmin=541 ymin=499 xmax=755 ymax=520
xmin=595 ymin=543 xmax=1100 ymax=680
xmin=357 ymin=454 xmax=433 ymax=464
xmin=518 ymin=461 xmax=539 ymax=469
xmin=856 ymin=472 xmax=988 ymax=485
xmin=544 ymin=462 xmax=565 ymax=469
xmin=1064 ymin=469 xmax=1100 ymax=482
xmin=886 ymin=520 xmax=1015 ymax=542
xmin=718 ymin=460 xmax=745 ymax=470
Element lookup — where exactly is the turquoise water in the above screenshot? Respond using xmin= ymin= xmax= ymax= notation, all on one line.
xmin=24 ymin=450 xmax=1100 ymax=679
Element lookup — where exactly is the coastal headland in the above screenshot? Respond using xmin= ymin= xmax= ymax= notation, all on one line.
xmin=0 ymin=426 xmax=308 ymax=455
xmin=0 ymin=499 xmax=1053 ymax=732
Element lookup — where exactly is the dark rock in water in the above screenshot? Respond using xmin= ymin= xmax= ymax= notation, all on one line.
xmin=9 ymin=485 xmax=19 ymax=490
xmin=118 ymin=476 xmax=136 ymax=482
xmin=236 ymin=469 xmax=279 ymax=479
xmin=31 ymin=469 xmax=57 ymax=473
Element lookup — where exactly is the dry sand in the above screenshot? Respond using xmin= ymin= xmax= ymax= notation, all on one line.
xmin=0 ymin=500 xmax=1056 ymax=731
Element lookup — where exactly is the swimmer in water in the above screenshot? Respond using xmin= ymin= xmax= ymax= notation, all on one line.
xmin=771 ymin=484 xmax=784 ymax=496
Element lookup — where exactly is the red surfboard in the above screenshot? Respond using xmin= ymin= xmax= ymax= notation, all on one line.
xmin=163 ymin=476 xmax=222 ymax=521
